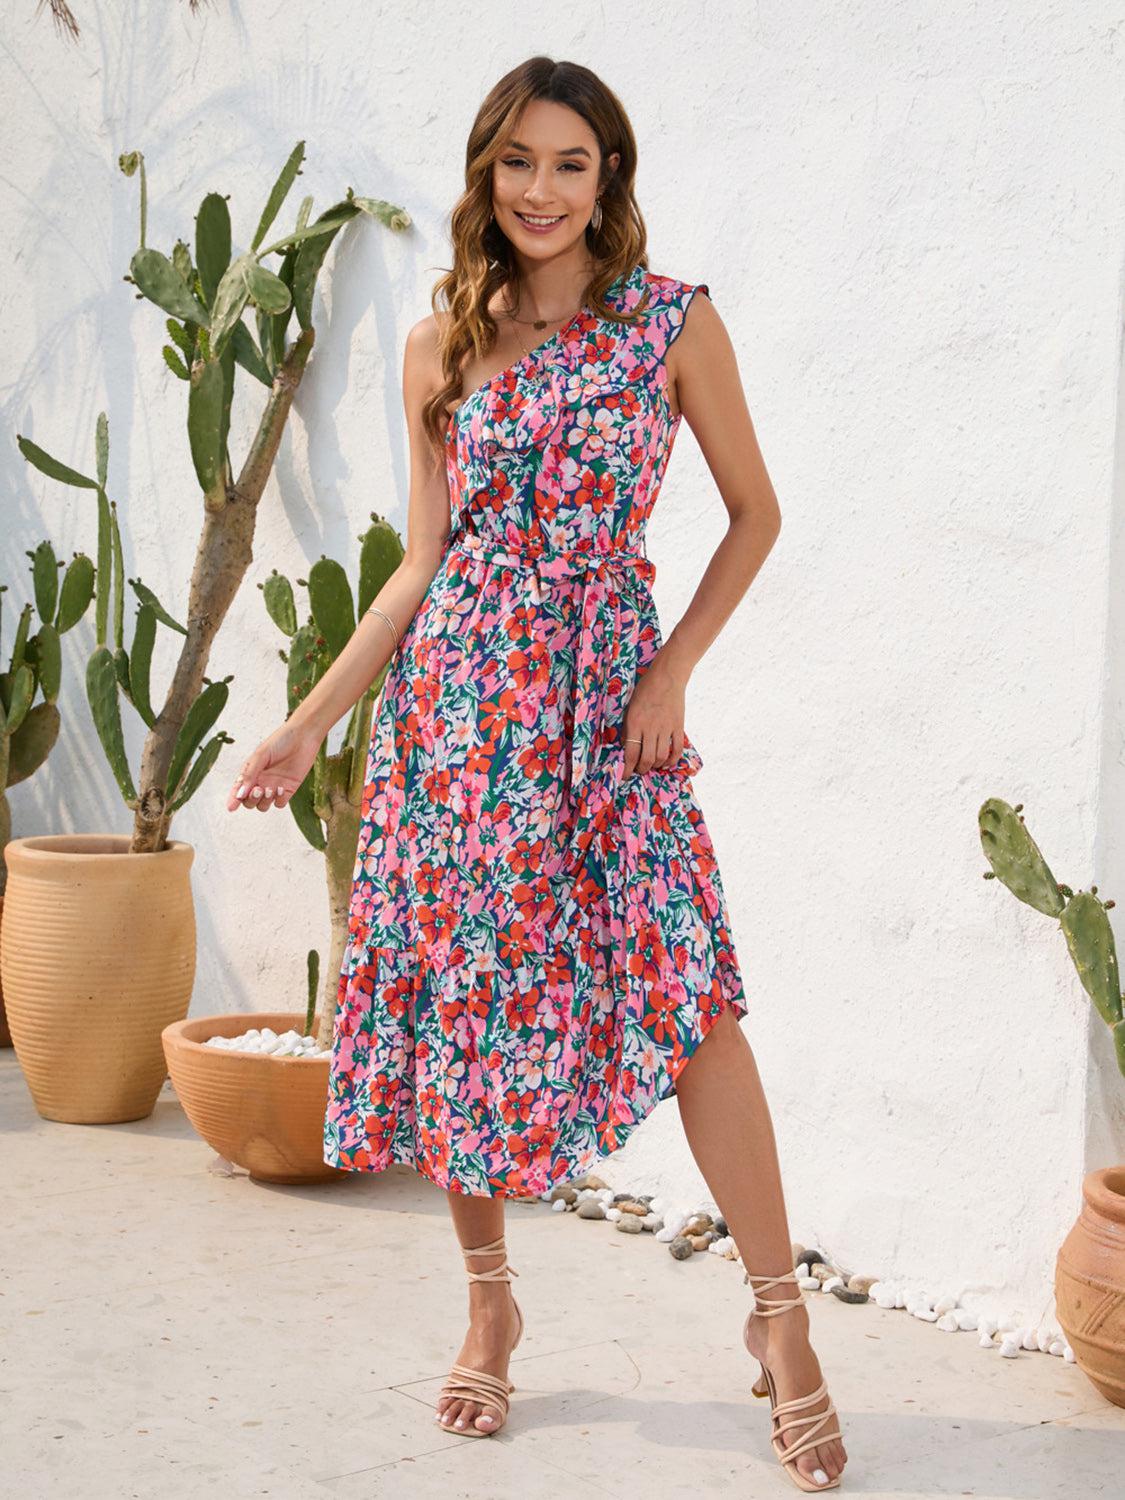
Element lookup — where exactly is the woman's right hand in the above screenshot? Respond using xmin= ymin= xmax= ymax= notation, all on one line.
xmin=225 ymin=720 xmax=323 ymax=813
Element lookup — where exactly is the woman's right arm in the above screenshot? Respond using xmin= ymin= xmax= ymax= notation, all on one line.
xmin=226 ymin=314 xmax=453 ymax=814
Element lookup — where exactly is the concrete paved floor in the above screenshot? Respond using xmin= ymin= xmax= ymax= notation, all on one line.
xmin=4 ymin=1053 xmax=1123 ymax=1498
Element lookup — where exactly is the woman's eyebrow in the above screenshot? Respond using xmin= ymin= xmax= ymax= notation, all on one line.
xmin=506 ymin=140 xmax=593 ymax=160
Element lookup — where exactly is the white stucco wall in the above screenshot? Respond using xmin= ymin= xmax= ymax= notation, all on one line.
xmin=4 ymin=2 xmax=1124 ymax=1321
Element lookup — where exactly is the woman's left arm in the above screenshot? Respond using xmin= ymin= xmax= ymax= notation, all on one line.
xmin=622 ymin=291 xmax=782 ymax=776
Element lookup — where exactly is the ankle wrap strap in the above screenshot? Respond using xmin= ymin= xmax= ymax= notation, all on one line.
xmin=743 ymin=1267 xmax=806 ymax=1314
xmin=460 ymin=1233 xmax=520 ymax=1283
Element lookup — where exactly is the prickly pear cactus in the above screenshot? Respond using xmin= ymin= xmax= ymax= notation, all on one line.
xmin=261 ymin=512 xmax=404 ymax=1039
xmin=980 ymin=798 xmax=1125 ymax=1078
xmin=16 ymin=143 xmax=410 ymax=854
xmin=0 ymin=542 xmax=96 ymax=897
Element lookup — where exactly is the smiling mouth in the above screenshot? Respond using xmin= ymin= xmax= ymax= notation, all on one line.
xmin=515 ymin=212 xmax=565 ymax=226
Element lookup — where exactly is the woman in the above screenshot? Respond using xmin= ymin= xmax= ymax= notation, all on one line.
xmin=227 ymin=56 xmax=846 ymax=1492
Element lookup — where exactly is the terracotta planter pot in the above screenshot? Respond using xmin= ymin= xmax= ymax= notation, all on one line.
xmin=163 ymin=1011 xmax=347 ymax=1185
xmin=1055 ymin=1165 xmax=1125 ymax=1407
xmin=0 ymin=894 xmax=11 ymax=1048
xmin=0 ymin=834 xmax=196 ymax=1123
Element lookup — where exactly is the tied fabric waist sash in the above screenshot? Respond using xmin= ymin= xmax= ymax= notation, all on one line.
xmin=447 ymin=529 xmax=656 ymax=799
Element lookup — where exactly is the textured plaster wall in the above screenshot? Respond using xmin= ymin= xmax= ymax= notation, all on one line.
xmin=3 ymin=2 xmax=1124 ymax=1318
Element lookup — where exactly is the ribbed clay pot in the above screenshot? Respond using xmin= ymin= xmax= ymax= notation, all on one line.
xmin=1055 ymin=1165 xmax=1125 ymax=1407
xmin=162 ymin=1011 xmax=347 ymax=1185
xmin=0 ymin=834 xmax=196 ymax=1123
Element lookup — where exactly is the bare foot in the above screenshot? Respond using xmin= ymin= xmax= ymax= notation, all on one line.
xmin=742 ymin=1300 xmax=848 ymax=1488
xmin=435 ymin=1283 xmax=522 ymax=1435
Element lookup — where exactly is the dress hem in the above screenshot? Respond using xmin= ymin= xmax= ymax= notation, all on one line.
xmin=322 ymin=986 xmax=748 ymax=1198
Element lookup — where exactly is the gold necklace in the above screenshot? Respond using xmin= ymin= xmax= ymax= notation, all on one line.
xmin=502 ymin=294 xmax=580 ymax=337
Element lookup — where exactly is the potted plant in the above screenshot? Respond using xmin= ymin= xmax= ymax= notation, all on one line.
xmin=0 ymin=540 xmax=96 ymax=1046
xmin=162 ymin=514 xmax=404 ymax=1183
xmin=1 ymin=142 xmax=409 ymax=1123
xmin=980 ymin=797 xmax=1125 ymax=1407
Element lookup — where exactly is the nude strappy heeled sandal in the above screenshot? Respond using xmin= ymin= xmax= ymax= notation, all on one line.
xmin=742 ymin=1268 xmax=843 ymax=1491
xmin=437 ymin=1233 xmax=525 ymax=1438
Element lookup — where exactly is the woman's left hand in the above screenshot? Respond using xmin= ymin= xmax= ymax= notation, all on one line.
xmin=620 ymin=650 xmax=689 ymax=777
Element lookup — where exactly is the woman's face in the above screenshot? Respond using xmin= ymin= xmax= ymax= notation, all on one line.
xmin=491 ymin=98 xmax=619 ymax=260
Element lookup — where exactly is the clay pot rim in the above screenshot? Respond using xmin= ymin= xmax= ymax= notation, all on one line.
xmin=5 ymin=833 xmax=193 ymax=864
xmin=164 ymin=1012 xmax=328 ymax=1064
xmin=1085 ymin=1163 xmax=1125 ymax=1221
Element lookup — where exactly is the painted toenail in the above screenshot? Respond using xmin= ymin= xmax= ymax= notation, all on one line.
xmin=813 ymin=1470 xmax=829 ymax=1485
xmin=455 ymin=1418 xmax=464 ymax=1427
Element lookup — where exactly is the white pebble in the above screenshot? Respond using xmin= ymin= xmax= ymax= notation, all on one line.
xmin=978 ymin=1331 xmax=996 ymax=1348
xmin=1063 ymin=1344 xmax=1076 ymax=1362
xmin=1049 ymin=1339 xmax=1066 ymax=1357
xmin=648 ymin=1197 xmax=666 ymax=1214
xmin=1021 ymin=1327 xmax=1040 ymax=1352
xmin=1036 ymin=1326 xmax=1057 ymax=1353
xmin=551 ymin=1199 xmax=568 ymax=1213
xmin=955 ymin=1309 xmax=979 ymax=1331
xmin=822 ymin=1276 xmax=844 ymax=1292
xmin=936 ymin=1312 xmax=960 ymax=1332
xmin=999 ymin=1338 xmax=1021 ymax=1359
xmin=654 ymin=1227 xmax=677 ymax=1242
xmin=934 ymin=1294 xmax=958 ymax=1316
xmin=641 ymin=1214 xmax=662 ymax=1231
xmin=894 ymin=1289 xmax=907 ymax=1309
xmin=978 ymin=1317 xmax=998 ymax=1339
xmin=873 ymin=1286 xmax=898 ymax=1309
xmin=798 ymin=1276 xmax=820 ymax=1291
xmin=605 ymin=1207 xmax=622 ymax=1222
xmin=912 ymin=1308 xmax=940 ymax=1323
xmin=795 ymin=1262 xmax=810 ymax=1278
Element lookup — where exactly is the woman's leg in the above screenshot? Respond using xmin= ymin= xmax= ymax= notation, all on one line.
xmin=674 ymin=1004 xmax=848 ymax=1487
xmin=435 ymin=1190 xmax=523 ymax=1434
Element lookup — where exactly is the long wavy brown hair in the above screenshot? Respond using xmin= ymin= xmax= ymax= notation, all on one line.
xmin=422 ymin=57 xmax=652 ymax=464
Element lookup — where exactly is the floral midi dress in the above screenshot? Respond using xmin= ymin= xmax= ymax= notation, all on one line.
xmin=323 ymin=260 xmax=748 ymax=1197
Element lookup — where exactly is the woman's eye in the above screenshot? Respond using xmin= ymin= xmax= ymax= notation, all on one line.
xmin=502 ymin=158 xmax=582 ymax=172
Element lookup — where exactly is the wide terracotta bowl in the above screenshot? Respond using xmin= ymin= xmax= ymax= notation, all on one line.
xmin=163 ymin=1010 xmax=348 ymax=1185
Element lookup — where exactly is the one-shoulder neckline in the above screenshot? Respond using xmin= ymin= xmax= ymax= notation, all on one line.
xmin=444 ymin=263 xmax=643 ymax=443
xmin=445 ymin=306 xmax=586 ymax=438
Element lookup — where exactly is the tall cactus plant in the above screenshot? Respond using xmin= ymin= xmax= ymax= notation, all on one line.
xmin=262 ymin=511 xmax=404 ymax=1041
xmin=16 ymin=141 xmax=410 ymax=852
xmin=979 ymin=797 xmax=1125 ymax=1078
xmin=0 ymin=540 xmax=96 ymax=895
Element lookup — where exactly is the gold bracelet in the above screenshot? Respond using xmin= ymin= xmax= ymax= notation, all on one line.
xmin=366 ymin=604 xmax=400 ymax=647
